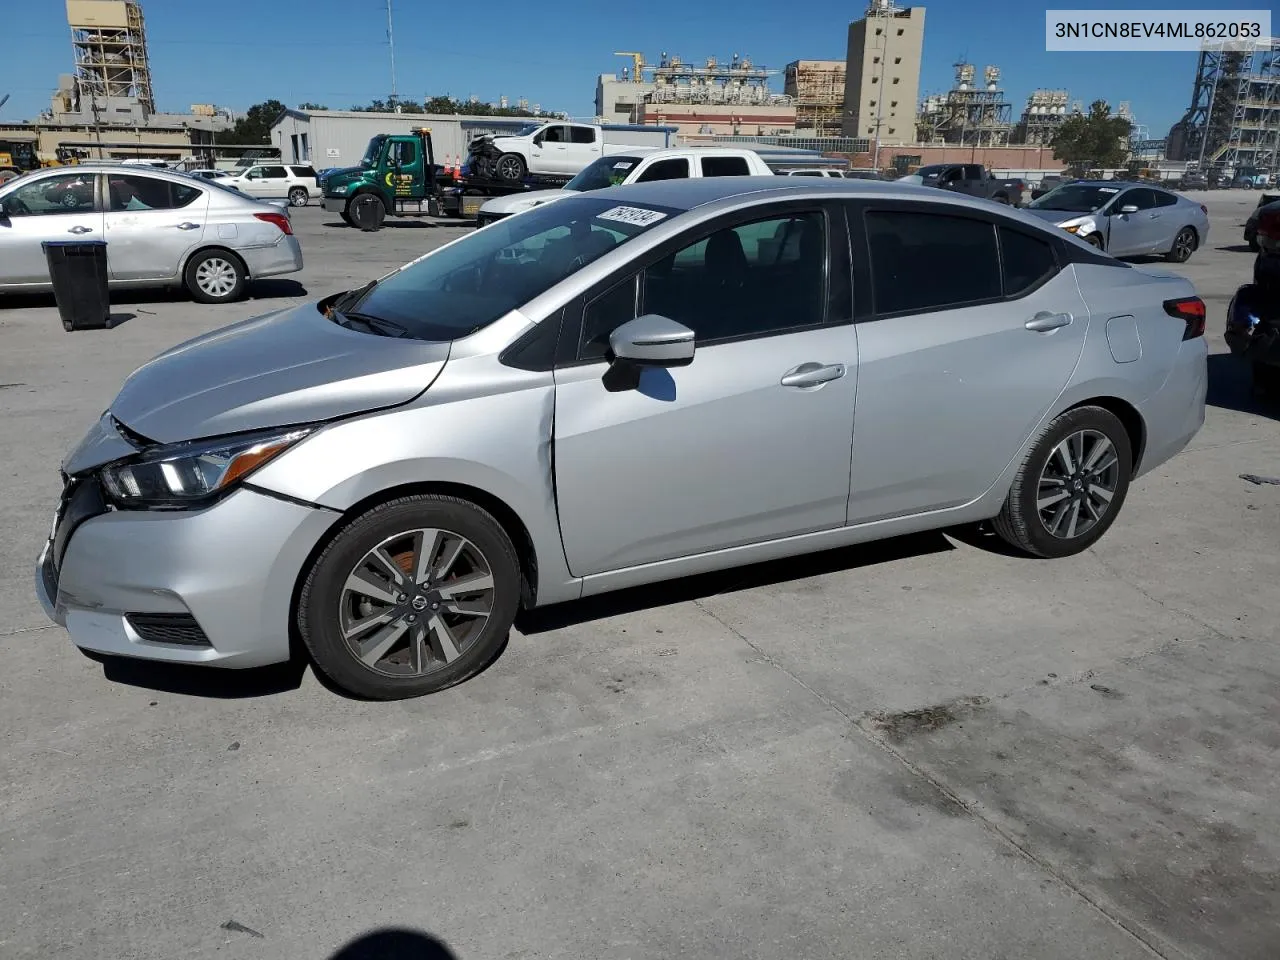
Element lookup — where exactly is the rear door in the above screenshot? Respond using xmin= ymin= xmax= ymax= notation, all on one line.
xmin=565 ymin=125 xmax=600 ymax=172
xmin=0 ymin=172 xmax=104 ymax=285
xmin=844 ymin=200 xmax=1089 ymax=523
xmin=103 ymin=173 xmax=208 ymax=281
xmin=254 ymin=164 xmax=292 ymax=199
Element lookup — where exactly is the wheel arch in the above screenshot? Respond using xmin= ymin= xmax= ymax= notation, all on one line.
xmin=179 ymin=244 xmax=249 ymax=281
xmin=1061 ymin=395 xmax=1147 ymax=472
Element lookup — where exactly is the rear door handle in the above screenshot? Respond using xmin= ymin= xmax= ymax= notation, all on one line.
xmin=1025 ymin=311 xmax=1073 ymax=332
xmin=780 ymin=362 xmax=846 ymax=388
xmin=176 ymin=222 xmax=200 ymax=230
xmin=67 ymin=225 xmax=93 ymax=234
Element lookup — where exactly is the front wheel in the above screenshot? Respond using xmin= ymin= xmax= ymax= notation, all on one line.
xmin=184 ymin=249 xmax=246 ymax=304
xmin=1166 ymin=226 xmax=1196 ymax=263
xmin=288 ymin=186 xmax=309 ymax=207
xmin=991 ymin=406 xmax=1133 ymax=558
xmin=495 ymin=153 xmax=527 ymax=183
xmin=297 ymin=495 xmax=522 ymax=700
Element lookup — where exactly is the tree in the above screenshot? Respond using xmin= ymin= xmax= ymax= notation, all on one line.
xmin=214 ymin=99 xmax=287 ymax=144
xmin=1051 ymin=100 xmax=1133 ymax=173
xmin=298 ymin=102 xmax=328 ymax=111
xmin=348 ymin=95 xmax=543 ymax=118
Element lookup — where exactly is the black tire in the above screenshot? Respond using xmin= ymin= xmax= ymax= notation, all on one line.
xmin=495 ymin=153 xmax=526 ymax=183
xmin=992 ymin=405 xmax=1133 ymax=559
xmin=340 ymin=210 xmax=354 ymax=226
xmin=1247 ymin=237 xmax=1259 ymax=252
xmin=1083 ymin=233 xmax=1104 ymax=249
xmin=288 ymin=186 xmax=309 ymax=207
xmin=1166 ymin=226 xmax=1196 ymax=263
xmin=348 ymin=193 xmax=385 ymax=232
xmin=298 ymin=495 xmax=521 ymax=700
xmin=184 ymin=248 xmax=247 ymax=304
xmin=992 ymin=193 xmax=1010 ymax=204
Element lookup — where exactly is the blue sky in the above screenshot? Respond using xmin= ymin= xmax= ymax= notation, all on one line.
xmin=0 ymin=0 xmax=1259 ymax=137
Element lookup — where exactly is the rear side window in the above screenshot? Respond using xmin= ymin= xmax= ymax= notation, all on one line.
xmin=107 ymin=174 xmax=201 ymax=212
xmin=262 ymin=166 xmax=288 ymax=179
xmin=700 ymin=155 xmax=751 ymax=177
xmin=636 ymin=158 xmax=689 ymax=182
xmin=290 ymin=165 xmax=317 ymax=178
xmin=569 ymin=126 xmax=597 ymax=144
xmin=1153 ymin=190 xmax=1177 ymax=208
xmin=999 ymin=226 xmax=1057 ymax=297
xmin=865 ymin=209 xmax=1000 ymax=315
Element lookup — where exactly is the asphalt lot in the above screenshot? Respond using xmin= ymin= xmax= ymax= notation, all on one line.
xmin=1 ymin=191 xmax=1278 ymax=960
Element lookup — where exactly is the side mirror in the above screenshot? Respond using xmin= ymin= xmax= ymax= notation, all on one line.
xmin=1119 ymin=204 xmax=1139 ymax=214
xmin=609 ymin=314 xmax=695 ymax=368
xmin=532 ymin=134 xmax=544 ymax=146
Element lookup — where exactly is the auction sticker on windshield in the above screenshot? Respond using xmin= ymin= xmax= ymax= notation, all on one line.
xmin=597 ymin=205 xmax=668 ymax=227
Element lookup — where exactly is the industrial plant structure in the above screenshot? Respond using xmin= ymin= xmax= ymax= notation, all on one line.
xmin=841 ymin=0 xmax=926 ymax=145
xmin=916 ymin=62 xmax=1014 ymax=146
xmin=1167 ymin=38 xmax=1280 ymax=176
xmin=1014 ymin=89 xmax=1069 ymax=145
xmin=595 ymin=52 xmax=796 ymax=136
xmin=784 ymin=60 xmax=846 ymax=137
xmin=66 ymin=0 xmax=154 ymax=115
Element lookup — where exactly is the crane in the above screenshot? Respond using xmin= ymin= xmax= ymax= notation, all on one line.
xmin=614 ymin=51 xmax=647 ymax=83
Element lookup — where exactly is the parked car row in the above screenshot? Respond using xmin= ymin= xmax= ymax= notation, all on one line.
xmin=0 ymin=165 xmax=303 ymax=303
xmin=35 ymin=175 xmax=1208 ymax=700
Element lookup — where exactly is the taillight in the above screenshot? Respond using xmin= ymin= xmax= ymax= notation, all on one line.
xmin=254 ymin=211 xmax=293 ymax=235
xmin=1164 ymin=296 xmax=1205 ymax=340
xmin=1200 ymin=204 xmax=1208 ymax=215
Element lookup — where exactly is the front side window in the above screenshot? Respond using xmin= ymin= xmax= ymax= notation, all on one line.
xmin=107 ymin=175 xmax=200 ymax=212
xmin=389 ymin=141 xmax=417 ymax=166
xmin=2 ymin=173 xmax=97 ymax=216
xmin=541 ymin=126 xmax=567 ymax=143
xmin=636 ymin=158 xmax=689 ymax=182
xmin=865 ymin=209 xmax=1000 ymax=315
xmin=576 ymin=212 xmax=827 ymax=360
xmin=344 ymin=197 xmax=674 ymax=342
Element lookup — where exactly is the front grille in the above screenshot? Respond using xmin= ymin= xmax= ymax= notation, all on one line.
xmin=126 ymin=613 xmax=211 ymax=647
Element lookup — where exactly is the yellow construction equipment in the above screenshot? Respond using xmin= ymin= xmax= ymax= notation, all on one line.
xmin=614 ymin=51 xmax=647 ymax=82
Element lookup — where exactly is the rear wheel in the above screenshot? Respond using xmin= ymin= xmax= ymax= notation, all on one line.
xmin=184 ymin=249 xmax=246 ymax=304
xmin=288 ymin=186 xmax=309 ymax=207
xmin=1166 ymin=226 xmax=1196 ymax=263
xmin=298 ymin=495 xmax=521 ymax=700
xmin=992 ymin=406 xmax=1132 ymax=558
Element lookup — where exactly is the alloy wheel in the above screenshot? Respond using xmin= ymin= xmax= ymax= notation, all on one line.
xmin=1172 ymin=228 xmax=1195 ymax=261
xmin=496 ymin=156 xmax=522 ymax=180
xmin=194 ymin=257 xmax=238 ymax=298
xmin=1036 ymin=429 xmax=1121 ymax=540
xmin=339 ymin=528 xmax=495 ymax=677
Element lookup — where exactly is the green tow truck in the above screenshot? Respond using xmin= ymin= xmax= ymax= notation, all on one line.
xmin=320 ymin=127 xmax=544 ymax=231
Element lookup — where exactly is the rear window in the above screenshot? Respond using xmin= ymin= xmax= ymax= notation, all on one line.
xmin=290 ymin=165 xmax=317 ymax=179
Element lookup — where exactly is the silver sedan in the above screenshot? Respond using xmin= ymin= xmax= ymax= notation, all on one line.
xmin=0 ymin=165 xmax=303 ymax=303
xmin=37 ymin=178 xmax=1208 ymax=699
xmin=1024 ymin=180 xmax=1209 ymax=262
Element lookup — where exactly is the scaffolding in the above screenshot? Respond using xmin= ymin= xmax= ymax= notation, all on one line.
xmin=916 ymin=62 xmax=1014 ymax=146
xmin=785 ymin=60 xmax=846 ymax=137
xmin=67 ymin=0 xmax=155 ymax=112
xmin=647 ymin=53 xmax=791 ymax=107
xmin=1016 ymin=89 xmax=1069 ymax=145
xmin=1168 ymin=39 xmax=1280 ymax=175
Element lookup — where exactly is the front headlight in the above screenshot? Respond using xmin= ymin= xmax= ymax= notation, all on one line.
xmin=1063 ymin=224 xmax=1080 ymax=234
xmin=99 ymin=427 xmax=311 ymax=508
xmin=331 ymin=184 xmax=348 ymax=194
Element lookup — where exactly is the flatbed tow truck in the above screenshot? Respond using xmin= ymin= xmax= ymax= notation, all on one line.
xmin=321 ymin=127 xmax=569 ymax=231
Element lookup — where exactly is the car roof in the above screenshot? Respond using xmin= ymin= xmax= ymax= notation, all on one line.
xmin=584 ymin=176 xmax=1080 ymax=231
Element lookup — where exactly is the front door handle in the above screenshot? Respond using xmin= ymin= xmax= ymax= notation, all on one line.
xmin=68 ymin=225 xmax=93 ymax=234
xmin=1025 ymin=311 xmax=1073 ymax=332
xmin=176 ymin=222 xmax=200 ymax=230
xmin=780 ymin=362 xmax=846 ymax=388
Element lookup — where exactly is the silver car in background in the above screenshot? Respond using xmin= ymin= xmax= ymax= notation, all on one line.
xmin=1024 ymin=180 xmax=1209 ymax=262
xmin=0 ymin=165 xmax=303 ymax=303
xmin=37 ymin=178 xmax=1208 ymax=700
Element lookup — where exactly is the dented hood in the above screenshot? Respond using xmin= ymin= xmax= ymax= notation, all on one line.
xmin=105 ymin=301 xmax=450 ymax=446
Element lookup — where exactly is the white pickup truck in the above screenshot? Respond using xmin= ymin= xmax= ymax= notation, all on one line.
xmin=474 ymin=147 xmax=775 ymax=226
xmin=467 ymin=121 xmax=675 ymax=183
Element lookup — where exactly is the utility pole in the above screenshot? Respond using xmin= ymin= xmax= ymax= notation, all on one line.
xmin=386 ymin=0 xmax=398 ymax=109
xmin=870 ymin=3 xmax=891 ymax=172
xmin=1196 ymin=42 xmax=1222 ymax=173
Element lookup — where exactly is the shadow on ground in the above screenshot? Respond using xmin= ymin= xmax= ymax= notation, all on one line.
xmin=323 ymin=220 xmax=446 ymax=230
xmin=0 ymin=279 xmax=306 ymax=312
xmin=96 ymin=654 xmax=307 ymax=699
xmin=1207 ymin=352 xmax=1280 ymax=420
xmin=1217 ymin=244 xmax=1257 ymax=254
xmin=327 ymin=928 xmax=458 ymax=959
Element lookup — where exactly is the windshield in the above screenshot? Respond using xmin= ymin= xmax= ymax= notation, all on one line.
xmin=361 ymin=136 xmax=386 ymax=168
xmin=343 ymin=197 xmax=678 ymax=341
xmin=914 ymin=165 xmax=950 ymax=182
xmin=1029 ymin=184 xmax=1121 ymax=213
xmin=512 ymin=124 xmax=541 ymax=137
xmin=564 ymin=155 xmax=644 ymax=192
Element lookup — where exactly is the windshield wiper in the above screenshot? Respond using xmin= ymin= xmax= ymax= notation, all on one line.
xmin=341 ymin=311 xmax=411 ymax=338
xmin=333 ymin=279 xmax=377 ymax=313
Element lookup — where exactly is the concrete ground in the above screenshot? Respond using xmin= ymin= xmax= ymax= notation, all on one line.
xmin=1 ymin=191 xmax=1277 ymax=960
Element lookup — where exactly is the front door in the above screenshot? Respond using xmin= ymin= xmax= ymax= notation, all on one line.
xmin=103 ymin=173 xmax=208 ymax=281
xmin=0 ymin=172 xmax=104 ymax=284
xmin=1104 ymin=187 xmax=1160 ymax=256
xmin=553 ymin=204 xmax=857 ymax=577
xmin=534 ymin=125 xmax=570 ymax=174
xmin=846 ymin=202 xmax=1089 ymax=523
xmin=385 ymin=138 xmax=424 ymax=201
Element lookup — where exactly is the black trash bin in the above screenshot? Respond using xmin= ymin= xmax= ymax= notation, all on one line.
xmin=42 ymin=240 xmax=110 ymax=331
xmin=349 ymin=193 xmax=385 ymax=232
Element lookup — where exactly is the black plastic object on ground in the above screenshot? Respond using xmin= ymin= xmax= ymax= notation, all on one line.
xmin=350 ymin=194 xmax=385 ymax=232
xmin=42 ymin=240 xmax=109 ymax=331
